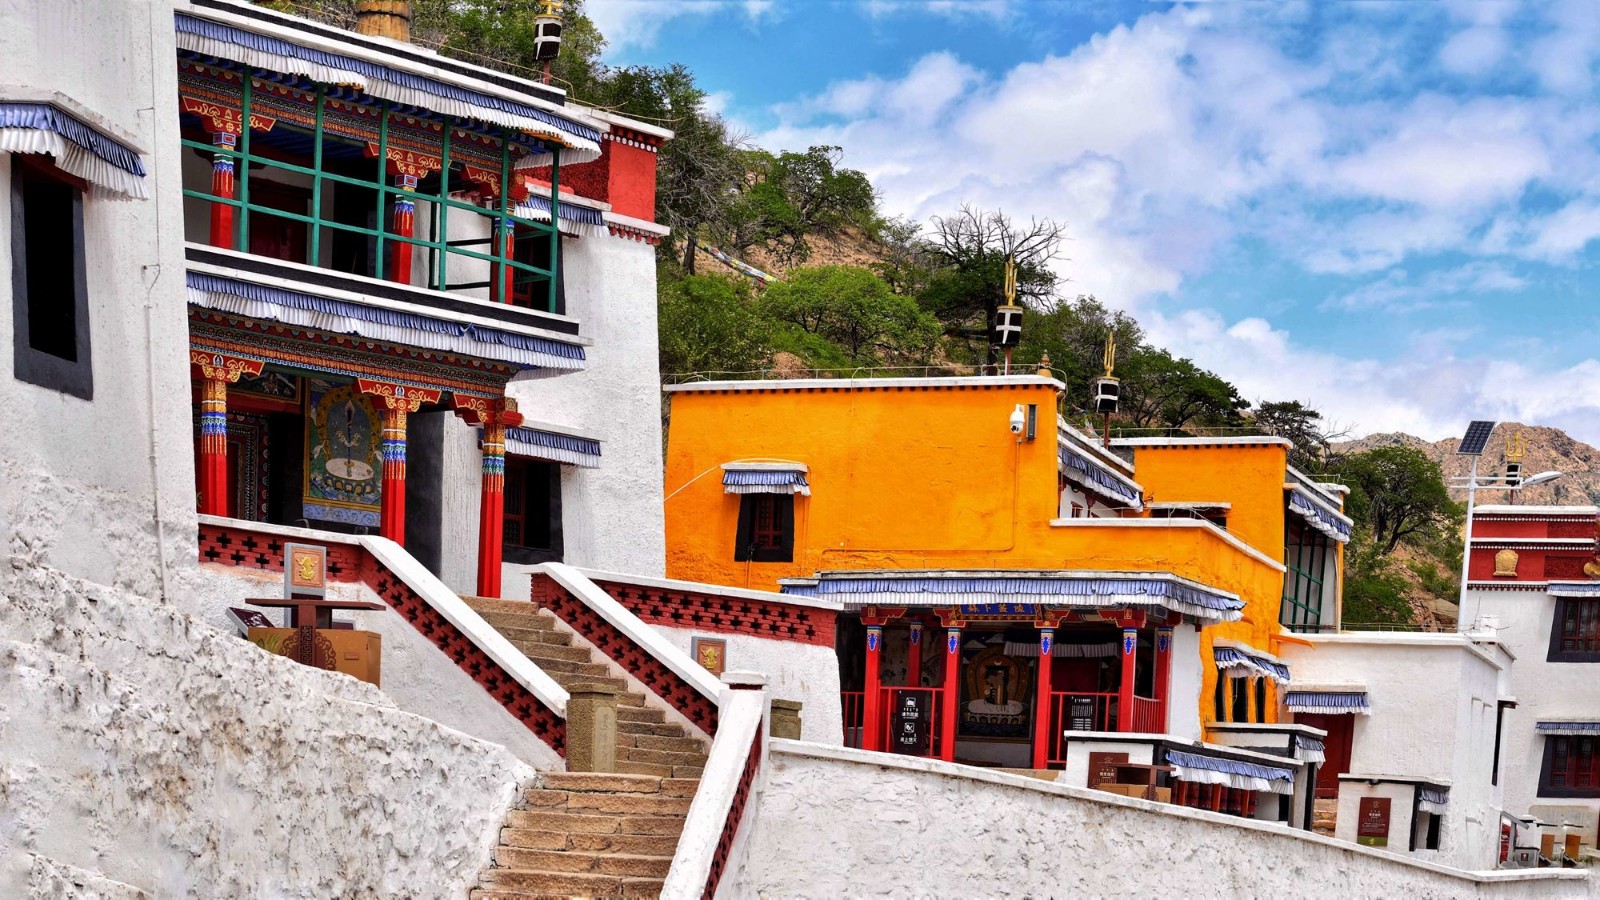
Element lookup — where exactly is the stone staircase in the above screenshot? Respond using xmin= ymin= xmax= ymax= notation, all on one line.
xmin=1313 ymin=797 xmax=1337 ymax=837
xmin=473 ymin=772 xmax=695 ymax=899
xmin=462 ymin=596 xmax=710 ymax=778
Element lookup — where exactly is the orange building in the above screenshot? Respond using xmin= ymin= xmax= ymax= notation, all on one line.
xmin=664 ymin=375 xmax=1348 ymax=788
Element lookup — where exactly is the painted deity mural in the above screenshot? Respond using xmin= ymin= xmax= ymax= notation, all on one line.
xmin=303 ymin=380 xmax=382 ymax=527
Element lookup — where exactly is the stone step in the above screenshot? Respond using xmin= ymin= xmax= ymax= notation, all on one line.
xmin=542 ymin=773 xmax=664 ymax=793
xmin=617 ymin=721 xmax=691 ymax=738
xmin=617 ymin=705 xmax=666 ymax=724
xmin=673 ymin=765 xmax=704 ymax=779
xmin=477 ymin=610 xmax=557 ymax=632
xmin=500 ymin=828 xmax=682 ymax=857
xmin=660 ymin=779 xmax=700 ymax=798
xmin=509 ymin=627 xmax=575 ymax=647
xmin=615 ymin=760 xmax=673 ymax=778
xmin=561 ymin=792 xmax=693 ymax=817
xmin=619 ymin=747 xmax=708 ymax=769
xmin=472 ymin=885 xmax=663 ymax=900
xmin=550 ymin=672 xmax=629 ymax=692
xmin=478 ymin=868 xmax=624 ymax=896
xmin=494 ymin=847 xmax=673 ymax=878
xmin=507 ymin=641 xmax=594 ymax=663
xmin=505 ymin=809 xmax=687 ymax=836
xmin=517 ymin=654 xmax=611 ymax=677
xmin=617 ymin=692 xmax=648 ymax=708
xmin=626 ymin=734 xmax=706 ymax=754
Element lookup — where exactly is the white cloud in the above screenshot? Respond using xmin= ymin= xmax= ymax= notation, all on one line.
xmin=585 ymin=0 xmax=777 ymax=52
xmin=859 ymin=0 xmax=1013 ymax=20
xmin=1322 ymin=262 xmax=1527 ymax=313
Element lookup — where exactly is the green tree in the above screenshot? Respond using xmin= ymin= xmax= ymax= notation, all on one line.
xmin=656 ymin=273 xmax=770 ymax=376
xmin=759 ymin=266 xmax=940 ymax=364
xmin=1341 ymin=548 xmax=1417 ymax=626
xmin=1118 ymin=349 xmax=1248 ymax=430
xmin=1252 ymin=400 xmax=1347 ymax=472
xmin=1336 ymin=446 xmax=1460 ymax=555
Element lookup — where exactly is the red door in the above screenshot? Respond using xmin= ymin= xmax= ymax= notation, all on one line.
xmin=1299 ymin=714 xmax=1354 ymax=798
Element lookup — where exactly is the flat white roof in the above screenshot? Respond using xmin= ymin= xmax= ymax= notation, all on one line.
xmin=1474 ymin=505 xmax=1598 ymax=516
xmin=665 ymin=374 xmax=1065 ymax=393
xmin=1112 ymin=435 xmax=1293 ymax=449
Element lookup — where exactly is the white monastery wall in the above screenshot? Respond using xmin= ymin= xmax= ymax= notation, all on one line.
xmin=1169 ymin=622 xmax=1203 ymax=741
xmin=1475 ymin=586 xmax=1600 ymax=841
xmin=0 ymin=0 xmax=197 ymax=599
xmin=511 ymin=235 xmax=666 ymax=575
xmin=744 ymin=742 xmax=1593 ymax=899
xmin=649 ymin=623 xmax=842 ymax=744
xmin=0 ymin=561 xmax=532 ymax=898
xmin=1282 ymin=633 xmax=1509 ymax=869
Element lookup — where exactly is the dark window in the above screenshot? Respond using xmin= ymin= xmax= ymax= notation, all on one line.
xmin=11 ymin=158 xmax=91 ymax=399
xmin=734 ymin=493 xmax=794 ymax=562
xmin=1540 ymin=735 xmax=1600 ymax=798
xmin=1280 ymin=517 xmax=1330 ymax=632
xmin=503 ymin=456 xmax=562 ymax=564
xmin=1214 ymin=675 xmax=1227 ymax=721
xmin=1548 ymin=597 xmax=1600 ymax=662
xmin=1255 ymin=677 xmax=1267 ymax=724
xmin=1231 ymin=676 xmax=1251 ymax=724
xmin=1425 ymin=811 xmax=1442 ymax=850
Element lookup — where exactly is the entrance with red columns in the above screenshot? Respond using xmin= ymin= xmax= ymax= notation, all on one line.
xmin=454 ymin=395 xmax=524 ymax=598
xmin=357 ymin=380 xmax=442 ymax=546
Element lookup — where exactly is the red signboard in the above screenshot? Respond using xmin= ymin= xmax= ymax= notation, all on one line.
xmin=1357 ymin=797 xmax=1391 ymax=847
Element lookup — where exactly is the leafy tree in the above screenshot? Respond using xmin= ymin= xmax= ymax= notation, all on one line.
xmin=1118 ymin=349 xmax=1248 ymax=430
xmin=727 ymin=146 xmax=878 ymax=266
xmin=1253 ymin=400 xmax=1348 ymax=472
xmin=1341 ymin=549 xmax=1417 ymax=626
xmin=657 ymin=273 xmax=770 ymax=375
xmin=1336 ymin=446 xmax=1461 ymax=555
xmin=759 ymin=266 xmax=940 ymax=364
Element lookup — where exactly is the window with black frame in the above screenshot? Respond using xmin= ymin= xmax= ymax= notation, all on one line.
xmin=503 ymin=456 xmax=562 ymax=563
xmin=733 ymin=493 xmax=795 ymax=562
xmin=1280 ymin=517 xmax=1330 ymax=632
xmin=1548 ymin=596 xmax=1600 ymax=662
xmin=11 ymin=157 xmax=92 ymax=399
xmin=1540 ymin=735 xmax=1600 ymax=798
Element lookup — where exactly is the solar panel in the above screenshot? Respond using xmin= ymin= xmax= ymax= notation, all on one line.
xmin=1458 ymin=420 xmax=1495 ymax=455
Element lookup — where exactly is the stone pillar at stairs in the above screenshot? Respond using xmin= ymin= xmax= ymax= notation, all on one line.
xmin=769 ymin=699 xmax=803 ymax=740
xmin=565 ymin=681 xmax=619 ymax=773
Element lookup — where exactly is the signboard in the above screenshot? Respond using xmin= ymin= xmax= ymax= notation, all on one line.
xmin=891 ymin=692 xmax=931 ymax=756
xmin=284 ymin=543 xmax=327 ymax=599
xmin=1089 ymin=752 xmax=1130 ymax=789
xmin=1356 ymin=797 xmax=1392 ymax=847
xmin=1064 ymin=694 xmax=1100 ymax=732
xmin=691 ymin=637 xmax=727 ymax=676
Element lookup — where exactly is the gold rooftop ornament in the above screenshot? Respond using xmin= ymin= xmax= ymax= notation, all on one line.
xmin=1505 ymin=430 xmax=1527 ymax=484
xmin=994 ymin=254 xmax=1023 ymax=353
xmin=1091 ymin=330 xmax=1120 ymax=415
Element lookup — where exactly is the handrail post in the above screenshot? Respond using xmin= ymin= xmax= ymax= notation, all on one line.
xmin=565 ymin=681 xmax=619 ymax=773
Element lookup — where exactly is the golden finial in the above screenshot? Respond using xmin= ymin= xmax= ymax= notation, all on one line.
xmin=537 ymin=0 xmax=565 ymax=16
xmin=1102 ymin=331 xmax=1117 ymax=379
xmin=1002 ymin=255 xmax=1018 ymax=308
xmin=1037 ymin=351 xmax=1051 ymax=377
xmin=1507 ymin=430 xmax=1527 ymax=462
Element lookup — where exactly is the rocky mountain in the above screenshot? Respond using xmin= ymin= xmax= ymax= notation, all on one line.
xmin=1338 ymin=423 xmax=1600 ymax=508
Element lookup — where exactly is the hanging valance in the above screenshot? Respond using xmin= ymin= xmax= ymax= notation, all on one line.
xmin=1059 ymin=443 xmax=1143 ymax=510
xmin=1166 ymin=749 xmax=1295 ymax=795
xmin=505 ymin=426 xmax=600 ymax=468
xmin=1417 ymin=787 xmax=1449 ymax=816
xmin=1548 ymin=583 xmax=1600 ymax=597
xmin=723 ymin=467 xmax=810 ymax=496
xmin=1288 ymin=487 xmax=1353 ymax=544
xmin=1536 ymin=721 xmax=1600 ymax=735
xmin=1213 ymin=645 xmax=1291 ymax=684
xmin=186 ymin=272 xmax=586 ymax=371
xmin=0 ymin=102 xmax=147 ymax=199
xmin=174 ymin=14 xmax=603 ymax=166
xmin=782 ymin=572 xmax=1243 ymax=623
xmin=1285 ymin=690 xmax=1369 ymax=715
xmin=514 ymin=195 xmax=608 ymax=238
xmin=1003 ymin=640 xmax=1119 ymax=659
xmin=1295 ymin=735 xmax=1326 ymax=764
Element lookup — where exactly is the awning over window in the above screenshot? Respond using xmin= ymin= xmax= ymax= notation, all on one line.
xmin=1295 ymin=735 xmax=1326 ymax=764
xmin=1213 ymin=644 xmax=1291 ymax=684
xmin=1285 ymin=690 xmax=1369 ymax=715
xmin=186 ymin=271 xmax=587 ymax=371
xmin=1003 ymin=640 xmax=1118 ymax=659
xmin=1536 ymin=721 xmax=1600 ymax=735
xmin=1166 ymin=749 xmax=1295 ymax=795
xmin=0 ymin=102 xmax=147 ymax=199
xmin=1548 ymin=583 xmax=1600 ymax=597
xmin=506 ymin=426 xmax=600 ymax=468
xmin=1288 ymin=487 xmax=1353 ymax=544
xmin=1058 ymin=443 xmax=1144 ymax=511
xmin=722 ymin=464 xmax=810 ymax=496
xmin=173 ymin=14 xmax=603 ymax=166
xmin=514 ymin=195 xmax=608 ymax=238
xmin=1417 ymin=787 xmax=1449 ymax=815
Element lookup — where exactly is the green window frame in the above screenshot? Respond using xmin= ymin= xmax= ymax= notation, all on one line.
xmin=1280 ymin=517 xmax=1330 ymax=632
xmin=180 ymin=72 xmax=563 ymax=312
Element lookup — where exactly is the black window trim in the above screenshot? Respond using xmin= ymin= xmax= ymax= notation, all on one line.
xmin=1547 ymin=595 xmax=1600 ymax=663
xmin=733 ymin=492 xmax=796 ymax=563
xmin=1538 ymin=733 xmax=1600 ymax=799
xmin=501 ymin=455 xmax=563 ymax=565
xmin=11 ymin=156 xmax=92 ymax=400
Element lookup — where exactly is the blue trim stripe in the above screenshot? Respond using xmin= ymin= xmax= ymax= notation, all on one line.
xmin=1059 ymin=444 xmax=1142 ymax=508
xmin=186 ymin=271 xmax=585 ymax=361
xmin=1285 ymin=691 xmax=1369 ymax=712
xmin=518 ymin=195 xmax=607 ymax=227
xmin=0 ymin=103 xmax=145 ymax=177
xmin=1214 ymin=646 xmax=1292 ymax=682
xmin=789 ymin=574 xmax=1242 ymax=613
xmin=1289 ymin=487 xmax=1353 ymax=542
xmin=1535 ymin=721 xmax=1600 ymax=734
xmin=724 ymin=470 xmax=808 ymax=488
xmin=507 ymin=426 xmax=601 ymax=459
xmin=175 ymin=14 xmax=602 ymax=144
xmin=1166 ymin=749 xmax=1294 ymax=783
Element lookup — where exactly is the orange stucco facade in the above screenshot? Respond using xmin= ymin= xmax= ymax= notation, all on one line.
xmin=663 ymin=377 xmax=1338 ymax=730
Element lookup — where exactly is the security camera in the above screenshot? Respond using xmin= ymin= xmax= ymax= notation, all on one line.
xmin=1009 ymin=405 xmax=1026 ymax=435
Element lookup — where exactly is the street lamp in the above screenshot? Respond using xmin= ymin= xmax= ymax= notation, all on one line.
xmin=1449 ymin=420 xmax=1563 ymax=631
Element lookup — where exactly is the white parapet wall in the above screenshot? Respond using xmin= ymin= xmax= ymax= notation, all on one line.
xmin=743 ymin=741 xmax=1594 ymax=899
xmin=0 ymin=561 xmax=534 ymax=898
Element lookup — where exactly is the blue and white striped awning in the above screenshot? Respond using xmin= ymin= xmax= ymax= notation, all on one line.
xmin=1417 ymin=787 xmax=1449 ymax=815
xmin=1295 ymin=735 xmax=1326 ymax=764
xmin=514 ymin=195 xmax=608 ymax=238
xmin=1549 ymin=583 xmax=1600 ymax=597
xmin=1536 ymin=721 xmax=1600 ymax=735
xmin=0 ymin=102 xmax=147 ymax=199
xmin=173 ymin=14 xmax=602 ymax=166
xmin=723 ymin=467 xmax=810 ymax=496
xmin=1288 ymin=487 xmax=1353 ymax=543
xmin=782 ymin=571 xmax=1243 ymax=623
xmin=1285 ymin=690 xmax=1369 ymax=715
xmin=1214 ymin=645 xmax=1291 ymax=684
xmin=1166 ymin=749 xmax=1295 ymax=795
xmin=186 ymin=271 xmax=585 ymax=371
xmin=506 ymin=426 xmax=600 ymax=468
xmin=1059 ymin=443 xmax=1143 ymax=510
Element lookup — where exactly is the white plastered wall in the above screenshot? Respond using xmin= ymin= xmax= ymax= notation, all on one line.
xmin=1169 ymin=622 xmax=1204 ymax=741
xmin=649 ymin=624 xmax=842 ymax=745
xmin=0 ymin=0 xmax=197 ymax=600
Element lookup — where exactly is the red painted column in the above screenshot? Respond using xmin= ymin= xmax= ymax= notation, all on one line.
xmin=1117 ymin=626 xmax=1138 ymax=732
xmin=1032 ymin=624 xmax=1056 ymax=769
xmin=906 ymin=620 xmax=923 ymax=687
xmin=379 ymin=407 xmax=408 ymax=544
xmin=197 ymin=372 xmax=230 ymax=516
xmin=940 ymin=624 xmax=961 ymax=762
xmin=862 ymin=620 xmax=884 ymax=752
xmin=209 ymin=131 xmax=237 ymax=248
xmin=476 ymin=420 xmax=507 ymax=597
xmin=1155 ymin=626 xmax=1174 ymax=732
xmin=388 ymin=173 xmax=417 ymax=284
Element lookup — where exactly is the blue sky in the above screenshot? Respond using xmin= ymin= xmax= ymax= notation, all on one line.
xmin=588 ymin=0 xmax=1600 ymax=443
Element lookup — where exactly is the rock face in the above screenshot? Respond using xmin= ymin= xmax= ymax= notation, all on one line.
xmin=0 ymin=561 xmax=534 ymax=898
xmin=1339 ymin=423 xmax=1600 ymax=508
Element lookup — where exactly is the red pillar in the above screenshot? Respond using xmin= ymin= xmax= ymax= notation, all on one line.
xmin=197 ymin=372 xmax=230 ymax=516
xmin=209 ymin=131 xmax=237 ymax=248
xmin=379 ymin=407 xmax=408 ymax=544
xmin=388 ymin=173 xmax=417 ymax=284
xmin=863 ymin=621 xmax=884 ymax=752
xmin=906 ymin=620 xmax=923 ymax=687
xmin=476 ymin=421 xmax=507 ymax=597
xmin=1154 ymin=626 xmax=1174 ymax=732
xmin=1032 ymin=624 xmax=1056 ymax=770
xmin=940 ymin=624 xmax=961 ymax=762
xmin=1117 ymin=626 xmax=1138 ymax=732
